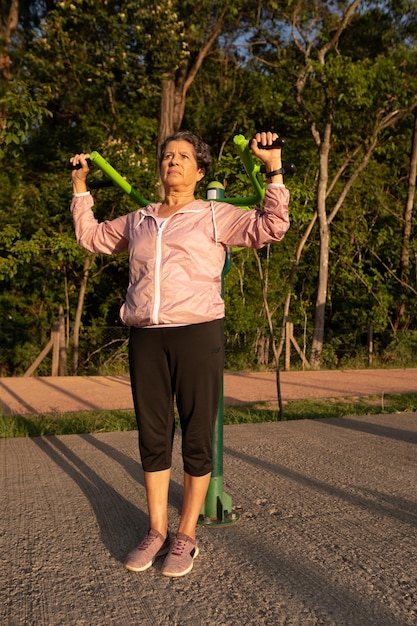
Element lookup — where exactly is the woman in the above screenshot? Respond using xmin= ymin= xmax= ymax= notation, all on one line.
xmin=69 ymin=130 xmax=290 ymax=578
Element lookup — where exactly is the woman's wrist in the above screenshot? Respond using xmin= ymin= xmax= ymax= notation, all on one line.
xmin=264 ymin=163 xmax=284 ymax=183
xmin=262 ymin=154 xmax=282 ymax=180
xmin=72 ymin=182 xmax=88 ymax=194
xmin=265 ymin=168 xmax=284 ymax=178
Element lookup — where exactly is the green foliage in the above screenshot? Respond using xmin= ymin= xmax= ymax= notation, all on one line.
xmin=2 ymin=393 xmax=416 ymax=437
xmin=0 ymin=81 xmax=53 ymax=160
xmin=381 ymin=331 xmax=417 ymax=366
xmin=0 ymin=0 xmax=417 ymax=374
xmin=0 ymin=410 xmax=137 ymax=438
xmin=78 ymin=324 xmax=129 ymax=374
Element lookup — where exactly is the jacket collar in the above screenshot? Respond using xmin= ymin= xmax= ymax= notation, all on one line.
xmin=139 ymin=199 xmax=208 ymax=217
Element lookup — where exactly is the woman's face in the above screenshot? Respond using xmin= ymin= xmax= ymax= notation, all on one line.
xmin=160 ymin=140 xmax=205 ymax=193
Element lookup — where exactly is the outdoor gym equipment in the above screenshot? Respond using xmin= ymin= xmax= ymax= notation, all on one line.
xmin=66 ymin=134 xmax=295 ymax=206
xmin=67 ymin=134 xmax=294 ymax=525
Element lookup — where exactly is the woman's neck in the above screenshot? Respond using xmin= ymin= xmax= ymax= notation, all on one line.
xmin=163 ymin=189 xmax=195 ymax=206
xmin=158 ymin=191 xmax=196 ymax=217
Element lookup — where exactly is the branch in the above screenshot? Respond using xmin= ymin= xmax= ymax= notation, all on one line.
xmin=276 ymin=212 xmax=317 ymax=360
xmin=294 ymin=64 xmax=321 ymax=146
xmin=183 ymin=8 xmax=227 ymax=97
xmin=253 ymin=248 xmax=279 ymax=364
xmin=328 ymin=135 xmax=378 ymax=224
xmin=328 ymin=98 xmax=417 ymax=224
xmin=173 ymin=8 xmax=227 ymax=128
xmin=326 ymin=145 xmax=361 ymax=198
xmin=317 ymin=0 xmax=362 ymax=65
xmin=343 ymin=260 xmax=397 ymax=333
xmin=291 ymin=0 xmax=319 ymax=56
xmin=368 ymin=249 xmax=417 ymax=297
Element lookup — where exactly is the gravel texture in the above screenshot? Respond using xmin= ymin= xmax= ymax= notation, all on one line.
xmin=1 ymin=412 xmax=416 ymax=625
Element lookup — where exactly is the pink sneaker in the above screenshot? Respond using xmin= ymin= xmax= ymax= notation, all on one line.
xmin=161 ymin=533 xmax=199 ymax=578
xmin=124 ymin=529 xmax=170 ymax=572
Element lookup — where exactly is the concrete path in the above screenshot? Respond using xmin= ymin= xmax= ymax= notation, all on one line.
xmin=1 ymin=415 xmax=416 ymax=625
xmin=1 ymin=370 xmax=416 ymax=625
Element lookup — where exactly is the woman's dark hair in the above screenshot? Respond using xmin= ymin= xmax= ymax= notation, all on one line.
xmin=159 ymin=131 xmax=212 ymax=178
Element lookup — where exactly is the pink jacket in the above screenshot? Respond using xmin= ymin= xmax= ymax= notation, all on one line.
xmin=70 ymin=185 xmax=290 ymax=327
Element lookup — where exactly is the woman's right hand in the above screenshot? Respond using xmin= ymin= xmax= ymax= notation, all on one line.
xmin=70 ymin=153 xmax=91 ymax=194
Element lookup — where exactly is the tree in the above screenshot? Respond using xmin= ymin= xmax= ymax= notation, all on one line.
xmin=136 ymin=0 xmax=261 ymax=156
xmin=0 ymin=0 xmax=156 ymax=373
xmin=1 ymin=0 xmax=417 ymax=375
xmin=250 ymin=0 xmax=417 ymax=367
xmin=394 ymin=110 xmax=417 ymax=329
xmin=0 ymin=0 xmax=18 ymax=82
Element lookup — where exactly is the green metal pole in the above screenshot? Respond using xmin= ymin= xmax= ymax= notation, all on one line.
xmin=199 ymin=182 xmax=238 ymax=526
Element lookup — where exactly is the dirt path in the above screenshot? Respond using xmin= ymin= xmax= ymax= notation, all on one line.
xmin=1 ymin=368 xmax=416 ymax=415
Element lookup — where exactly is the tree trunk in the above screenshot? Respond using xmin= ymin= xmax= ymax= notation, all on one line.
xmin=253 ymin=247 xmax=284 ymax=417
xmin=0 ymin=0 xmax=18 ymax=82
xmin=310 ymin=222 xmax=329 ymax=368
xmin=276 ymin=213 xmax=317 ymax=362
xmin=58 ymin=305 xmax=67 ymax=376
xmin=253 ymin=247 xmax=279 ymax=365
xmin=157 ymin=78 xmax=176 ymax=158
xmin=395 ymin=110 xmax=417 ymax=329
xmin=72 ymin=252 xmax=94 ymax=374
xmin=310 ymin=124 xmax=331 ymax=368
xmin=156 ymin=9 xmax=227 ymax=157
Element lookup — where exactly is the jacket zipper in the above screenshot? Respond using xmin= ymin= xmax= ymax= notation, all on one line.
xmin=152 ymin=219 xmax=167 ymax=324
xmin=147 ymin=207 xmax=204 ymax=324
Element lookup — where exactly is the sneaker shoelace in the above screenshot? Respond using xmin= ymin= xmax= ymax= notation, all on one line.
xmin=171 ymin=536 xmax=187 ymax=556
xmin=139 ymin=532 xmax=159 ymax=551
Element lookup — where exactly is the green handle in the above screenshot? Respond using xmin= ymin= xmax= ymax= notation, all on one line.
xmin=228 ymin=135 xmax=266 ymax=206
xmin=90 ymin=135 xmax=267 ymax=209
xmin=90 ymin=151 xmax=151 ymax=206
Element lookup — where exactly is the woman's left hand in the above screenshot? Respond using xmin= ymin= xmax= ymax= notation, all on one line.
xmin=250 ymin=131 xmax=283 ymax=182
xmin=250 ymin=131 xmax=282 ymax=161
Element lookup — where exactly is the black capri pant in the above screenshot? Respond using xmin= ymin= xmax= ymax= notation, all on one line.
xmin=129 ymin=319 xmax=224 ymax=477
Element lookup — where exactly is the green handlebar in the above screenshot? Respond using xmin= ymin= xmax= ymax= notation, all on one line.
xmin=89 ymin=134 xmax=268 ymax=208
xmin=89 ymin=151 xmax=150 ymax=206
xmin=226 ymin=135 xmax=266 ymax=206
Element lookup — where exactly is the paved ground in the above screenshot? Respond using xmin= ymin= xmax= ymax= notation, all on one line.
xmin=1 ymin=370 xmax=416 ymax=625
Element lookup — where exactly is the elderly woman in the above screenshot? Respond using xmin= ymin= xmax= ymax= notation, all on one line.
xmin=70 ymin=130 xmax=289 ymax=578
